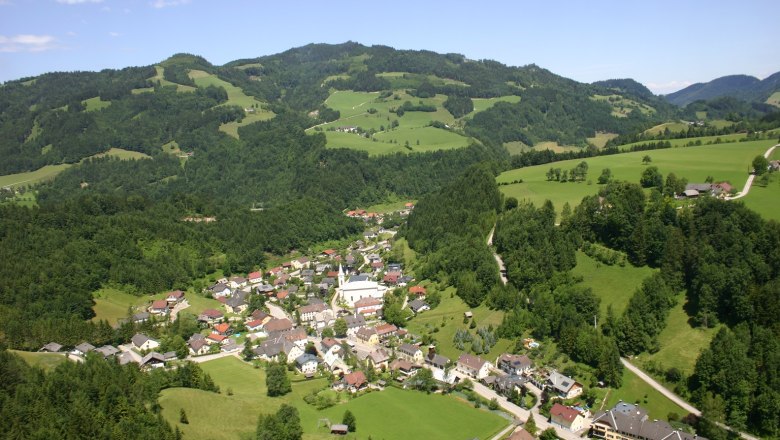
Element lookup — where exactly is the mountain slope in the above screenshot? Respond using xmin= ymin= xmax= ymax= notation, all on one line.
xmin=665 ymin=72 xmax=780 ymax=106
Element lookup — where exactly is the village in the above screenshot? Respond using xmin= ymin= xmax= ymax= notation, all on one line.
xmin=38 ymin=205 xmax=702 ymax=440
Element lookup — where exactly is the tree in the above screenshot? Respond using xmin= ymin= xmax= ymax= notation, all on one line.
xmin=243 ymin=339 xmax=255 ymax=361
xmin=597 ymin=168 xmax=612 ymax=184
xmin=505 ymin=197 xmax=518 ymax=211
xmin=333 ymin=318 xmax=348 ymax=338
xmin=752 ymin=155 xmax=769 ymax=175
xmin=640 ymin=166 xmax=663 ymax=189
xmin=266 ymin=363 xmax=291 ymax=397
xmin=321 ymin=327 xmax=334 ymax=338
xmin=488 ymin=397 xmax=500 ymax=410
xmin=525 ymin=413 xmax=538 ymax=436
xmin=180 ymin=408 xmax=189 ymax=424
xmin=342 ymin=410 xmax=357 ymax=432
xmin=409 ymin=367 xmax=437 ymax=393
xmin=540 ymin=428 xmax=560 ymax=440
xmin=642 ymin=155 xmax=652 ymax=165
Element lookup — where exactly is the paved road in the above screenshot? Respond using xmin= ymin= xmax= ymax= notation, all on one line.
xmin=491 ymin=423 xmax=518 ymax=440
xmin=266 ymin=302 xmax=290 ymax=320
xmin=487 ymin=226 xmax=508 ymax=285
xmin=188 ymin=351 xmax=241 ymax=364
xmin=726 ymin=143 xmax=778 ymax=200
xmin=169 ymin=299 xmax=190 ymax=321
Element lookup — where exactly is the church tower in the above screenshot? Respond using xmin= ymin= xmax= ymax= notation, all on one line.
xmin=338 ymin=263 xmax=345 ymax=287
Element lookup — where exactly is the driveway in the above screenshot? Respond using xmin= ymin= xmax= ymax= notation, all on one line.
xmin=726 ymin=143 xmax=778 ymax=200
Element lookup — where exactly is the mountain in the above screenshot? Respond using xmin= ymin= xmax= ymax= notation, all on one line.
xmin=665 ymin=72 xmax=780 ymax=106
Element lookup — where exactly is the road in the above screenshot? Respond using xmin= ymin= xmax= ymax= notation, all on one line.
xmin=621 ymin=358 xmax=761 ymax=440
xmin=487 ymin=226 xmax=508 ymax=285
xmin=169 ymin=299 xmax=190 ymax=321
xmin=266 ymin=302 xmax=291 ymax=320
xmin=726 ymin=143 xmax=778 ymax=200
xmin=187 ymin=351 xmax=241 ymax=363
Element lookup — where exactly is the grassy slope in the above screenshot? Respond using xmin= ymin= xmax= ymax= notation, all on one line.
xmin=10 ymin=350 xmax=69 ymax=371
xmin=91 ymin=286 xmax=222 ymax=325
xmin=741 ymin=147 xmax=780 ymax=221
xmin=406 ymin=287 xmax=512 ymax=362
xmin=160 ymin=356 xmax=505 ymax=440
xmin=188 ymin=69 xmax=274 ymax=138
xmin=83 ymin=96 xmax=111 ymax=112
xmin=497 ymin=139 xmax=775 ymax=217
xmin=605 ymin=368 xmax=687 ymax=420
xmin=571 ymin=251 xmax=656 ymax=317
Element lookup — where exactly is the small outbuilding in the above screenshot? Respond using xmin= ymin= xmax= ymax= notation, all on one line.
xmin=330 ymin=424 xmax=349 ymax=435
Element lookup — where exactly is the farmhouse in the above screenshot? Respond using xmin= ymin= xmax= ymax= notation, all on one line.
xmin=131 ymin=333 xmax=160 ymax=351
xmin=550 ymin=403 xmax=586 ymax=432
xmin=40 ymin=342 xmax=63 ymax=353
xmin=456 ymin=353 xmax=493 ymax=379
xmin=397 ymin=343 xmax=424 ymax=364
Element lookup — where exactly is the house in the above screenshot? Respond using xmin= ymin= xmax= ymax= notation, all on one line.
xmin=344 ymin=371 xmax=367 ymax=392
xmin=206 ymin=333 xmax=228 ymax=345
xmin=397 ymin=343 xmax=424 ymax=364
xmin=685 ymin=183 xmax=713 ymax=196
xmin=249 ymin=309 xmax=271 ymax=324
xmin=548 ymin=370 xmax=583 ymax=399
xmin=252 ymin=341 xmax=283 ymax=362
xmin=149 ymin=299 xmax=169 ymax=316
xmin=508 ymin=428 xmax=535 ymax=440
xmin=390 ymin=359 xmax=419 ymax=377
xmin=118 ymin=351 xmax=138 ymax=366
xmin=320 ymin=338 xmax=342 ymax=366
xmin=228 ymin=276 xmax=248 ymax=289
xmin=383 ymin=272 xmax=400 ymax=284
xmin=225 ymin=296 xmax=247 ymax=314
xmin=131 ymin=312 xmax=150 ymax=323
xmin=322 ymin=249 xmax=337 ymax=258
xmin=94 ymin=345 xmax=119 ymax=358
xmin=367 ymin=348 xmax=390 ymax=371
xmin=374 ymin=323 xmax=397 ymax=342
xmin=344 ymin=314 xmax=367 ymax=335
xmin=276 ymin=290 xmax=289 ymax=300
xmin=189 ymin=339 xmax=210 ymax=356
xmin=208 ymin=282 xmax=231 ymax=298
xmin=495 ymin=375 xmax=527 ymax=397
xmin=299 ymin=303 xmax=328 ymax=322
xmin=269 ymin=327 xmax=308 ymax=348
xmin=550 ymin=403 xmax=586 ymax=432
xmin=165 ymin=290 xmax=185 ymax=304
xmin=40 ymin=342 xmax=63 ymax=353
xmin=248 ymin=271 xmax=263 ymax=284
xmin=425 ymin=350 xmax=450 ymax=370
xmin=590 ymin=402 xmax=702 ymax=440
xmin=331 ymin=424 xmax=349 ymax=435
xmin=497 ymin=353 xmax=533 ymax=376
xmin=139 ymin=352 xmax=165 ymax=370
xmin=408 ymin=299 xmax=430 ymax=314
xmin=295 ymin=353 xmax=319 ymax=377
xmin=73 ymin=342 xmax=95 ymax=356
xmin=131 ymin=334 xmax=160 ymax=351
xmin=354 ymin=297 xmax=383 ymax=316
xmin=198 ymin=308 xmax=224 ymax=324
xmin=213 ymin=322 xmax=231 ymax=335
xmin=409 ymin=285 xmax=427 ymax=297
xmin=456 ymin=353 xmax=493 ymax=379
xmin=292 ymin=257 xmax=310 ymax=270
xmin=355 ymin=326 xmax=379 ymax=345
xmin=246 ymin=319 xmax=265 ymax=332
xmin=264 ymin=318 xmax=293 ymax=333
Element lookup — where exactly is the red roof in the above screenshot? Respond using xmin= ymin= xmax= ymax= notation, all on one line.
xmin=246 ymin=319 xmax=263 ymax=329
xmin=405 ymin=202 xmax=414 ymax=208
xmin=216 ymin=297 xmax=227 ymax=304
xmin=371 ymin=261 xmax=384 ymax=268
xmin=327 ymin=271 xmax=339 ymax=278
xmin=409 ymin=286 xmax=427 ymax=294
xmin=384 ymin=273 xmax=400 ymax=283
xmin=323 ymin=249 xmax=336 ymax=256
xmin=207 ymin=333 xmax=227 ymax=342
xmin=277 ymin=290 xmax=289 ymax=299
xmin=214 ymin=323 xmax=230 ymax=334
xmin=166 ymin=290 xmax=184 ymax=300
xmin=375 ymin=323 xmax=397 ymax=335
xmin=550 ymin=403 xmax=580 ymax=423
xmin=201 ymin=308 xmax=224 ymax=318
xmin=248 ymin=271 xmax=262 ymax=280
xmin=345 ymin=371 xmax=367 ymax=387
xmin=151 ymin=299 xmax=168 ymax=309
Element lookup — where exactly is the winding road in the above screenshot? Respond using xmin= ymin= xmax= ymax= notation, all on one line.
xmin=725 ymin=143 xmax=778 ymax=200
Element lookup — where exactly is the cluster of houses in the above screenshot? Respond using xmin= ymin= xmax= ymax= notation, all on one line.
xmin=39 ymin=332 xmax=178 ymax=371
xmin=681 ymin=182 xmax=734 ymax=198
xmin=345 ymin=202 xmax=414 ymax=222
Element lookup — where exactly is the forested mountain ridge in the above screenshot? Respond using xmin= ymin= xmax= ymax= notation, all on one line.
xmin=665 ymin=71 xmax=780 ymax=107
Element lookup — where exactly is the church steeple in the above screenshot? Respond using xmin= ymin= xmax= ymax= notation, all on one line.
xmin=338 ymin=263 xmax=345 ymax=287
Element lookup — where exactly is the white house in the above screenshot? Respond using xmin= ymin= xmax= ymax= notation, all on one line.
xmin=354 ymin=297 xmax=383 ymax=316
xmin=456 ymin=353 xmax=493 ymax=379
xmin=131 ymin=333 xmax=160 ymax=351
xmin=295 ymin=353 xmax=319 ymax=376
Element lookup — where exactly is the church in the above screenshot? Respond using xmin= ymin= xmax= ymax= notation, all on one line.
xmin=338 ymin=264 xmax=388 ymax=307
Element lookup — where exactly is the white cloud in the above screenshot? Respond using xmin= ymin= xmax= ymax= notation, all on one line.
xmin=108 ymin=32 xmax=120 ymax=37
xmin=151 ymin=0 xmax=190 ymax=8
xmin=646 ymin=80 xmax=693 ymax=95
xmin=56 ymin=0 xmax=103 ymax=4
xmin=66 ymin=31 xmax=77 ymax=36
xmin=0 ymin=34 xmax=58 ymax=52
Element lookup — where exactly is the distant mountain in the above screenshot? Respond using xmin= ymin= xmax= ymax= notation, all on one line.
xmin=592 ymin=78 xmax=656 ymax=100
xmin=665 ymin=72 xmax=780 ymax=106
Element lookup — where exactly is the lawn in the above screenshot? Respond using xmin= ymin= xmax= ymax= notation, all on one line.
xmin=361 ymin=199 xmax=415 ymax=213
xmin=605 ymin=368 xmax=687 ymax=420
xmin=741 ymin=147 xmax=780 ymax=221
xmin=639 ymin=296 xmax=720 ymax=376
xmin=406 ymin=286 xmax=512 ymax=362
xmin=766 ymin=91 xmax=780 ymax=107
xmin=497 ymin=139 xmax=776 ymax=219
xmin=587 ymin=132 xmax=619 ymax=148
xmin=10 ymin=350 xmax=69 ymax=371
xmin=160 ymin=356 xmax=505 ymax=440
xmin=571 ymin=251 xmax=656 ymax=317
xmin=469 ymin=95 xmax=521 ymax=115
xmin=82 ymin=96 xmax=111 ymax=112
xmin=642 ymin=122 xmax=689 ymax=135
xmin=91 ymin=287 xmax=147 ymax=325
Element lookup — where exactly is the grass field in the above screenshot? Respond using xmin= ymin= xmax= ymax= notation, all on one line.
xmin=361 ymin=199 xmax=415 ymax=213
xmin=638 ymin=296 xmax=720 ymax=376
xmin=618 ymin=133 xmax=746 ymax=151
xmin=497 ymin=139 xmax=775 ymax=218
xmin=160 ymin=356 xmax=505 ymax=440
xmin=592 ymin=95 xmax=655 ymax=118
xmin=0 ymin=163 xmax=72 ymax=188
xmin=588 ymin=132 xmax=619 ymax=148
xmin=604 ymin=368 xmax=687 ymax=420
xmin=571 ymin=251 xmax=656 ymax=317
xmin=469 ymin=95 xmax=521 ymax=115
xmin=766 ymin=91 xmax=780 ymax=107
xmin=741 ymin=147 xmax=780 ymax=221
xmin=10 ymin=350 xmax=69 ymax=371
xmin=188 ymin=69 xmax=274 ymax=138
xmin=310 ymin=90 xmax=475 ymax=155
xmin=406 ymin=286 xmax=512 ymax=362
xmin=91 ymin=286 xmax=222 ymax=325
xmin=642 ymin=122 xmax=689 ymax=135
xmin=83 ymin=96 xmax=111 ymax=112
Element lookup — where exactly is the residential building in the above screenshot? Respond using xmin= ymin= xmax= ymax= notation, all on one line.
xmin=344 ymin=314 xmax=366 ymax=335
xmin=375 ymin=323 xmax=398 ymax=342
xmin=189 ymin=339 xmax=209 ymax=356
xmin=295 ymin=353 xmax=319 ymax=377
xmin=264 ymin=318 xmax=293 ymax=333
xmin=456 ymin=353 xmax=493 ymax=379
xmin=198 ymin=308 xmax=224 ymax=324
xmin=131 ymin=334 xmax=159 ymax=351
xmin=591 ymin=402 xmax=705 ymax=440
xmin=225 ymin=296 xmax=247 ymax=314
xmin=497 ymin=353 xmax=533 ymax=376
xmin=550 ymin=403 xmax=586 ymax=432
xmin=355 ymin=326 xmax=379 ymax=345
xmin=149 ymin=299 xmax=169 ymax=316
xmin=397 ymin=343 xmax=424 ymax=364
xmin=73 ymin=342 xmax=95 ymax=356
xmin=548 ymin=370 xmax=583 ymax=399
xmin=390 ymin=359 xmax=419 ymax=377
xmin=354 ymin=297 xmax=383 ymax=316
xmin=40 ymin=342 xmax=63 ymax=353
xmin=344 ymin=371 xmax=367 ymax=392
xmin=94 ymin=345 xmax=119 ymax=358
xmin=299 ymin=303 xmax=328 ymax=322
xmin=165 ymin=290 xmax=185 ymax=304
xmin=408 ymin=299 xmax=430 ymax=314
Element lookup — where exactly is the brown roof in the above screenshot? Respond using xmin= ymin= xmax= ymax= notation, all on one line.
xmin=207 ymin=333 xmax=227 ymax=343
xmin=409 ymin=286 xmax=426 ymax=294
xmin=246 ymin=319 xmax=263 ymax=329
xmin=214 ymin=323 xmax=230 ymax=334
xmin=151 ymin=299 xmax=168 ymax=309
xmin=390 ymin=359 xmax=416 ymax=372
xmin=200 ymin=308 xmax=223 ymax=318
xmin=264 ymin=318 xmax=293 ymax=333
xmin=299 ymin=303 xmax=327 ymax=314
xmin=374 ymin=323 xmax=397 ymax=335
xmin=508 ymin=428 xmax=535 ymax=440
xmin=345 ymin=371 xmax=366 ymax=387
xmin=550 ymin=403 xmax=580 ymax=425
xmin=354 ymin=297 xmax=382 ymax=308
xmin=458 ymin=353 xmax=488 ymax=371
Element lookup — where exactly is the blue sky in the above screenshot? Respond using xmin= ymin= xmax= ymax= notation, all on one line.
xmin=1 ymin=0 xmax=778 ymax=94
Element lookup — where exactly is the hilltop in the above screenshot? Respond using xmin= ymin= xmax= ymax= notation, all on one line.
xmin=665 ymin=71 xmax=780 ymax=107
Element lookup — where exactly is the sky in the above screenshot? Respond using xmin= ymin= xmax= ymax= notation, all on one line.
xmin=1 ymin=0 xmax=779 ymax=94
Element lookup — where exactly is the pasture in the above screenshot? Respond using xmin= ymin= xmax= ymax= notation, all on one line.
xmin=642 ymin=121 xmax=689 ymax=135
xmin=91 ymin=286 xmax=222 ymax=325
xmin=469 ymin=95 xmax=521 ymax=115
xmin=10 ymin=350 xmax=69 ymax=371
xmin=766 ymin=91 xmax=780 ymax=107
xmin=741 ymin=146 xmax=780 ymax=221
xmin=160 ymin=356 xmax=505 ymax=440
xmin=82 ymin=96 xmax=111 ymax=112
xmin=497 ymin=139 xmax=776 ymax=218
xmin=592 ymin=94 xmax=654 ymax=118
xmin=571 ymin=251 xmax=656 ymax=317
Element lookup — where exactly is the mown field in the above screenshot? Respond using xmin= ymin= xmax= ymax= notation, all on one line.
xmin=571 ymin=251 xmax=656 ymax=317
xmin=497 ymin=139 xmax=776 ymax=218
xmin=741 ymin=146 xmax=780 ymax=221
xmin=10 ymin=350 xmax=69 ymax=371
xmin=159 ymin=356 xmax=506 ymax=440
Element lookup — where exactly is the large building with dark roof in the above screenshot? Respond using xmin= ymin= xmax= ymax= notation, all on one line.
xmin=591 ymin=402 xmax=706 ymax=440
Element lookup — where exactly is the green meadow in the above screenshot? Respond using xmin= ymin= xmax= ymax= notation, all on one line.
xmin=571 ymin=251 xmax=656 ymax=317
xmin=497 ymin=139 xmax=776 ymax=218
xmin=82 ymin=96 xmax=111 ymax=112
xmin=10 ymin=350 xmax=69 ymax=371
xmin=741 ymin=146 xmax=780 ymax=221
xmin=604 ymin=368 xmax=687 ymax=420
xmin=160 ymin=356 xmax=505 ymax=440
xmin=91 ymin=286 xmax=222 ymax=325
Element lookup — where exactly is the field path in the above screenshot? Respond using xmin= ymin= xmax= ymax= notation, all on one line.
xmin=726 ymin=143 xmax=778 ymax=200
xmin=487 ymin=226 xmax=508 ymax=285
xmin=491 ymin=424 xmax=517 ymax=440
xmin=306 ymin=111 xmax=369 ymax=130
xmin=621 ymin=358 xmax=761 ymax=440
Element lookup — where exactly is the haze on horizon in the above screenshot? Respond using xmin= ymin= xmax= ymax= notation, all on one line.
xmin=1 ymin=0 xmax=778 ymax=95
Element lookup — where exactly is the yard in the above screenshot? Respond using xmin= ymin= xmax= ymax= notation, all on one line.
xmin=160 ymin=356 xmax=505 ymax=440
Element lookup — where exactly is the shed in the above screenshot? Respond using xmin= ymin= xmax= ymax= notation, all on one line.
xmin=330 ymin=424 xmax=349 ymax=435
